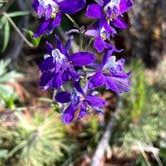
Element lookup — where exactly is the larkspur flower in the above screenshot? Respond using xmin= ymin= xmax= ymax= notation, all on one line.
xmin=32 ymin=0 xmax=86 ymax=37
xmin=67 ymin=24 xmax=118 ymax=53
xmin=86 ymin=0 xmax=133 ymax=24
xmin=85 ymin=0 xmax=134 ymax=52
xmin=32 ymin=0 xmax=133 ymax=124
xmin=39 ymin=36 xmax=96 ymax=90
xmin=85 ymin=22 xmax=117 ymax=52
xmin=55 ymin=82 xmax=107 ymax=124
xmin=88 ymin=49 xmax=131 ymax=93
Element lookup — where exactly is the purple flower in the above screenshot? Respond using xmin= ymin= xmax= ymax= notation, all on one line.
xmin=85 ymin=22 xmax=117 ymax=52
xmin=55 ymin=82 xmax=107 ymax=124
xmin=88 ymin=50 xmax=131 ymax=93
xmin=86 ymin=0 xmax=133 ymax=21
xmin=85 ymin=0 xmax=134 ymax=52
xmin=32 ymin=0 xmax=133 ymax=125
xmin=39 ymin=36 xmax=96 ymax=90
xmin=32 ymin=0 xmax=86 ymax=37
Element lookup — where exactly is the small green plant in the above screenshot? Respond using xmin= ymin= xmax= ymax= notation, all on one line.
xmin=3 ymin=111 xmax=69 ymax=166
xmin=0 ymin=59 xmax=22 ymax=109
xmin=124 ymin=59 xmax=146 ymax=123
xmin=110 ymin=59 xmax=166 ymax=165
xmin=79 ymin=117 xmax=101 ymax=146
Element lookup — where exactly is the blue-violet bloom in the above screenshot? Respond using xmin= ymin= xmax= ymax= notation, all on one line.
xmin=39 ymin=36 xmax=96 ymax=90
xmin=32 ymin=0 xmax=86 ymax=37
xmin=85 ymin=0 xmax=134 ymax=52
xmin=55 ymin=82 xmax=107 ymax=124
xmin=88 ymin=49 xmax=131 ymax=93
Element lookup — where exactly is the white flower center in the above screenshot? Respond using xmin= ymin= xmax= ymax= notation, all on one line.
xmin=104 ymin=0 xmax=120 ymax=19
xmin=52 ymin=49 xmax=67 ymax=63
xmin=38 ymin=0 xmax=58 ymax=8
xmin=104 ymin=0 xmax=120 ymax=10
xmin=103 ymin=56 xmax=118 ymax=71
xmin=100 ymin=27 xmax=107 ymax=40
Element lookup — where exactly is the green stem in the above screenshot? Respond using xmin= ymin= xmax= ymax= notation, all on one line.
xmin=65 ymin=14 xmax=84 ymax=51
xmin=65 ymin=14 xmax=80 ymax=29
xmin=86 ymin=38 xmax=93 ymax=51
xmin=79 ymin=33 xmax=83 ymax=51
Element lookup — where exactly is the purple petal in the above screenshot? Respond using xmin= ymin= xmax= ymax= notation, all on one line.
xmin=62 ymin=104 xmax=77 ymax=124
xmin=86 ymin=4 xmax=102 ymax=18
xmin=105 ymin=76 xmax=121 ymax=93
xmin=95 ymin=0 xmax=104 ymax=6
xmin=102 ymin=50 xmax=113 ymax=67
xmin=62 ymin=71 xmax=71 ymax=81
xmin=120 ymin=0 xmax=134 ymax=14
xmin=86 ymin=95 xmax=107 ymax=107
xmin=104 ymin=0 xmax=111 ymax=6
xmin=70 ymin=52 xmax=96 ymax=66
xmin=45 ymin=5 xmax=53 ymax=20
xmin=101 ymin=21 xmax=117 ymax=38
xmin=102 ymin=21 xmax=112 ymax=33
xmin=112 ymin=77 xmax=131 ymax=92
xmin=68 ymin=67 xmax=78 ymax=80
xmin=52 ymin=72 xmax=63 ymax=89
xmin=112 ymin=72 xmax=129 ymax=78
xmin=85 ymin=29 xmax=99 ymax=37
xmin=59 ymin=0 xmax=86 ymax=14
xmin=40 ymin=71 xmax=53 ymax=89
xmin=74 ymin=81 xmax=84 ymax=95
xmin=102 ymin=48 xmax=123 ymax=67
xmin=47 ymin=13 xmax=62 ymax=33
xmin=39 ymin=57 xmax=54 ymax=72
xmin=33 ymin=19 xmax=51 ymax=37
xmin=51 ymin=12 xmax=62 ymax=26
xmin=88 ymin=71 xmax=105 ymax=89
xmin=112 ymin=17 xmax=128 ymax=29
xmin=78 ymin=104 xmax=87 ymax=120
xmin=55 ymin=35 xmax=66 ymax=54
xmin=94 ymin=36 xmax=105 ymax=53
xmin=45 ymin=41 xmax=54 ymax=54
xmin=34 ymin=13 xmax=62 ymax=37
xmin=37 ymin=5 xmax=45 ymax=18
xmin=105 ymin=75 xmax=131 ymax=94
xmin=55 ymin=92 xmax=71 ymax=103
xmin=32 ymin=0 xmax=39 ymax=12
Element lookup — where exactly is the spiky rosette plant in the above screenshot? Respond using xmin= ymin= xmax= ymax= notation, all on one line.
xmin=7 ymin=111 xmax=69 ymax=166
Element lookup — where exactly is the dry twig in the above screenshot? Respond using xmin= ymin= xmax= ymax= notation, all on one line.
xmin=90 ymin=96 xmax=123 ymax=166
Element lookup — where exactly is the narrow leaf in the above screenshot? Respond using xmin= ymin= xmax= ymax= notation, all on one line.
xmin=1 ymin=18 xmax=10 ymax=52
xmin=7 ymin=11 xmax=29 ymax=17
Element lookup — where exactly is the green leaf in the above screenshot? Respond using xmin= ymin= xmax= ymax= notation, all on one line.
xmin=0 ymin=16 xmax=6 ymax=29
xmin=1 ymin=17 xmax=10 ymax=52
xmin=38 ymin=97 xmax=53 ymax=103
xmin=0 ymin=150 xmax=8 ymax=159
xmin=0 ymin=1 xmax=5 ymax=8
xmin=0 ymin=84 xmax=15 ymax=99
xmin=52 ymin=104 xmax=60 ymax=113
xmin=7 ymin=11 xmax=29 ymax=18
xmin=24 ymin=29 xmax=41 ymax=47
xmin=0 ymin=59 xmax=10 ymax=75
xmin=0 ymin=71 xmax=23 ymax=83
xmin=160 ymin=149 xmax=166 ymax=159
xmin=0 ymin=84 xmax=17 ymax=108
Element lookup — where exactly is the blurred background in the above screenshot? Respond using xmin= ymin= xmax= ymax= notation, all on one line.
xmin=0 ymin=0 xmax=166 ymax=165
